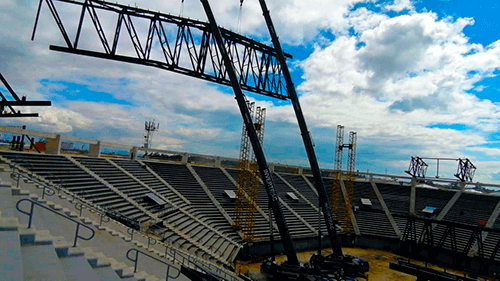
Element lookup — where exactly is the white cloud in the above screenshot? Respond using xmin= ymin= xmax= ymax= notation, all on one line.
xmin=291 ymin=7 xmax=500 ymax=183
xmin=0 ymin=106 xmax=94 ymax=133
xmin=382 ymin=0 xmax=414 ymax=12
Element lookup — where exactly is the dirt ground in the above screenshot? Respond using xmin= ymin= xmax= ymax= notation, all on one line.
xmin=235 ymin=247 xmax=471 ymax=280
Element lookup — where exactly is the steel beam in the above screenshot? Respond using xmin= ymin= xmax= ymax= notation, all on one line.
xmin=35 ymin=0 xmax=291 ymax=100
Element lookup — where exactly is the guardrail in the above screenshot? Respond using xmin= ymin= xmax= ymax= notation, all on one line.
xmin=126 ymin=248 xmax=181 ymax=281
xmin=16 ymin=198 xmax=95 ymax=247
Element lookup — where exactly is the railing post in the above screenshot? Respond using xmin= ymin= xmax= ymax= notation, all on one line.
xmin=27 ymin=200 xmax=34 ymax=228
xmin=134 ymin=250 xmax=139 ymax=272
xmin=74 ymin=223 xmax=81 ymax=247
xmin=99 ymin=213 xmax=105 ymax=226
xmin=147 ymin=237 xmax=156 ymax=249
xmin=76 ymin=203 xmax=83 ymax=217
xmin=16 ymin=171 xmax=20 ymax=188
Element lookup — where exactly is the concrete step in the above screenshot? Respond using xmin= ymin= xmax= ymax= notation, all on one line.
xmin=0 ymin=186 xmax=15 ymax=218
xmin=81 ymin=248 xmax=112 ymax=268
xmin=59 ymin=255 xmax=101 ymax=281
xmin=0 ymin=166 xmax=228 ymax=280
xmin=0 ymin=230 xmax=23 ymax=280
xmin=21 ymin=243 xmax=68 ymax=281
xmin=93 ymin=266 xmax=123 ymax=281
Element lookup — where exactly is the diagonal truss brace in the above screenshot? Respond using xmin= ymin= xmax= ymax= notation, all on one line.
xmin=0 ymin=73 xmax=51 ymax=118
xmin=32 ymin=0 xmax=292 ymax=100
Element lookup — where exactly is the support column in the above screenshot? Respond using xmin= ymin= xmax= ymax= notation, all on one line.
xmin=45 ymin=134 xmax=61 ymax=155
xmin=89 ymin=141 xmax=101 ymax=157
xmin=478 ymin=200 xmax=500 ymax=247
xmin=436 ymin=189 xmax=462 ymax=221
xmin=181 ymin=153 xmax=188 ymax=164
xmin=268 ymin=163 xmax=275 ymax=172
xmin=410 ymin=178 xmax=416 ymax=215
xmin=339 ymin=179 xmax=360 ymax=235
xmin=214 ymin=157 xmax=222 ymax=167
xmin=371 ymin=181 xmax=401 ymax=238
xmin=487 ymin=201 xmax=500 ymax=228
xmin=130 ymin=146 xmax=138 ymax=160
xmin=298 ymin=167 xmax=303 ymax=175
xmin=302 ymin=175 xmax=318 ymax=197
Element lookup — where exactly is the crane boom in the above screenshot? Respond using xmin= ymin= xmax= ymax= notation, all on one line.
xmin=199 ymin=0 xmax=300 ymax=266
xmin=257 ymin=0 xmax=344 ymax=257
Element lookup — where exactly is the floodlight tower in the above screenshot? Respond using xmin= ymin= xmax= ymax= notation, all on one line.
xmin=144 ymin=120 xmax=159 ymax=149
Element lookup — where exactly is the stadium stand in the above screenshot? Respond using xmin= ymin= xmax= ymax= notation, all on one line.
xmin=224 ymin=168 xmax=315 ymax=238
xmin=0 ymin=152 xmax=149 ymax=226
xmin=277 ymin=173 xmax=328 ymax=234
xmin=143 ymin=161 xmax=241 ymax=262
xmin=191 ymin=165 xmax=272 ymax=240
xmin=375 ymin=182 xmax=411 ymax=233
xmin=414 ymin=187 xmax=455 ymax=217
xmin=352 ymin=182 xmax=398 ymax=238
xmin=4 ymin=149 xmax=500 ymax=278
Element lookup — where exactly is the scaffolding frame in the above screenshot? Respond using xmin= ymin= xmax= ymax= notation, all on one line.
xmin=332 ymin=125 xmax=356 ymax=233
xmin=233 ymin=101 xmax=266 ymax=242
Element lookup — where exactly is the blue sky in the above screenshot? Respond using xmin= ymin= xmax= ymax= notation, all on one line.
xmin=2 ymin=0 xmax=500 ymax=184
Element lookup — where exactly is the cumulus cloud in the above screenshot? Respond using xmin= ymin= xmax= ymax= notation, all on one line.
xmin=294 ymin=7 xmax=500 ymax=182
xmin=382 ymin=0 xmax=414 ymax=12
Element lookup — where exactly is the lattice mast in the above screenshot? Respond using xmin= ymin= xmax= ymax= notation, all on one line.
xmin=344 ymin=131 xmax=357 ymax=233
xmin=234 ymin=101 xmax=265 ymax=242
xmin=331 ymin=125 xmax=355 ymax=233
xmin=144 ymin=120 xmax=159 ymax=149
xmin=332 ymin=125 xmax=344 ymax=225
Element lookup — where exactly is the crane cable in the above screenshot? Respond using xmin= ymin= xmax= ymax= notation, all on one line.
xmin=179 ymin=0 xmax=184 ymax=17
xmin=237 ymin=0 xmax=244 ymax=33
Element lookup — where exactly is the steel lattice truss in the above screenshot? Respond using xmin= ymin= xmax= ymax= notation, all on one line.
xmin=331 ymin=125 xmax=355 ymax=233
xmin=455 ymin=158 xmax=476 ymax=182
xmin=33 ymin=0 xmax=291 ymax=100
xmin=400 ymin=215 xmax=500 ymax=275
xmin=405 ymin=156 xmax=428 ymax=178
xmin=0 ymin=73 xmax=51 ymax=118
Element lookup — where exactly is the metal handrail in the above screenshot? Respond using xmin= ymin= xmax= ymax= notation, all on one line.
xmin=16 ymin=198 xmax=95 ymax=247
xmin=6 ymin=158 xmax=238 ymax=280
xmin=147 ymin=236 xmax=157 ymax=249
xmin=161 ymin=243 xmax=236 ymax=281
xmin=10 ymin=168 xmax=56 ymax=199
xmin=126 ymin=248 xmax=181 ymax=281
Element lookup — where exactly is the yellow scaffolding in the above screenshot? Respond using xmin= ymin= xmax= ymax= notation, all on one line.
xmin=331 ymin=125 xmax=356 ymax=233
xmin=233 ymin=102 xmax=266 ymax=242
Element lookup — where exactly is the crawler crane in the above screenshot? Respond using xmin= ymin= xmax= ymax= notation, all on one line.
xmin=200 ymin=0 xmax=369 ymax=279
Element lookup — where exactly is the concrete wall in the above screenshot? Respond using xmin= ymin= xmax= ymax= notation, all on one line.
xmin=45 ymin=134 xmax=61 ymax=155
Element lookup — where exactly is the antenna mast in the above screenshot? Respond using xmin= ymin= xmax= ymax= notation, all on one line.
xmin=144 ymin=120 xmax=159 ymax=149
